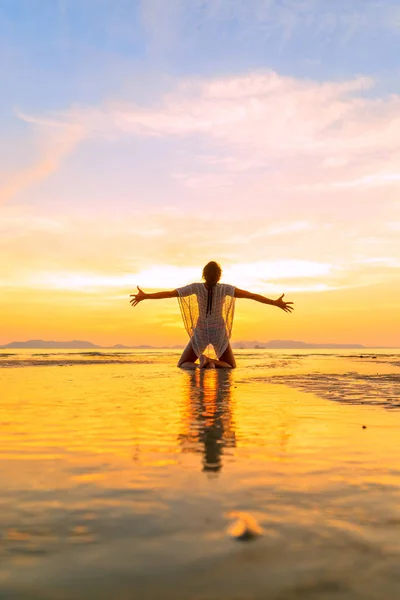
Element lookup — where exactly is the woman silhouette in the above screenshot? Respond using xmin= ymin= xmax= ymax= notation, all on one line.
xmin=130 ymin=261 xmax=293 ymax=369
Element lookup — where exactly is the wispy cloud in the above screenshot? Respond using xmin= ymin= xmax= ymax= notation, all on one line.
xmin=34 ymin=69 xmax=400 ymax=200
xmin=0 ymin=113 xmax=83 ymax=206
xmin=14 ymin=62 xmax=400 ymax=208
xmin=34 ymin=72 xmax=397 ymax=170
xmin=267 ymin=221 xmax=313 ymax=235
xmin=3 ymin=258 xmax=332 ymax=292
xmin=4 ymin=253 xmax=397 ymax=297
xmin=0 ymin=207 xmax=65 ymax=236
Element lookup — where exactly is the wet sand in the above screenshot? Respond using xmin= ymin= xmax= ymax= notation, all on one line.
xmin=1 ymin=349 xmax=400 ymax=599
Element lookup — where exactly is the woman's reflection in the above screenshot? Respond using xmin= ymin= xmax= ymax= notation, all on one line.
xmin=179 ymin=368 xmax=236 ymax=473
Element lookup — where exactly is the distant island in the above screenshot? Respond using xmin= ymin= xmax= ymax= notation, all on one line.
xmin=231 ymin=340 xmax=366 ymax=349
xmin=0 ymin=338 xmax=376 ymax=350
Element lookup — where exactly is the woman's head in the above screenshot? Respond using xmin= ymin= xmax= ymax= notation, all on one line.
xmin=202 ymin=261 xmax=222 ymax=286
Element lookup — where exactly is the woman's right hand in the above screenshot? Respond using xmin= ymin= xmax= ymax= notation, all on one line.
xmin=130 ymin=286 xmax=147 ymax=307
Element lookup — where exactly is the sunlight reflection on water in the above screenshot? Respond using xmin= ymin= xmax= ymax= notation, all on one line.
xmin=0 ymin=350 xmax=400 ymax=599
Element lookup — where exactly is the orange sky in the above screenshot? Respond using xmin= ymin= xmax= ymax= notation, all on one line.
xmin=1 ymin=277 xmax=400 ymax=347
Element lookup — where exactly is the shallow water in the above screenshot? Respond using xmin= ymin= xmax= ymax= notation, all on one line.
xmin=1 ymin=349 xmax=400 ymax=599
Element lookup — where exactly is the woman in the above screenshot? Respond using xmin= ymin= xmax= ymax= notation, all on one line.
xmin=130 ymin=261 xmax=294 ymax=369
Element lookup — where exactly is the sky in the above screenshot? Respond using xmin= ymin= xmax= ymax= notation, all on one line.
xmin=1 ymin=0 xmax=400 ymax=347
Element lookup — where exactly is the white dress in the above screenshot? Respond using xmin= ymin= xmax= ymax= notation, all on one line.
xmin=176 ymin=283 xmax=236 ymax=359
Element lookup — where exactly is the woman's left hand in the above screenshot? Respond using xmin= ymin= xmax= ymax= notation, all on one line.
xmin=130 ymin=286 xmax=147 ymax=307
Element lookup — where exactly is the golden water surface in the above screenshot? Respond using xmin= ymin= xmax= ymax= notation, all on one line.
xmin=1 ymin=349 xmax=400 ymax=599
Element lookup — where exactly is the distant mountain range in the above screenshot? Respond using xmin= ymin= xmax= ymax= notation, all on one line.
xmin=0 ymin=338 xmax=372 ymax=349
xmin=0 ymin=340 xmax=161 ymax=349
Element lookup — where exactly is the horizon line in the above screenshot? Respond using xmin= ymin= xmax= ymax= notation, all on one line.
xmin=1 ymin=339 xmax=400 ymax=350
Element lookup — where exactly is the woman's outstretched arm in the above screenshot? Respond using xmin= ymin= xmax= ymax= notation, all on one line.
xmin=130 ymin=286 xmax=178 ymax=307
xmin=234 ymin=288 xmax=294 ymax=313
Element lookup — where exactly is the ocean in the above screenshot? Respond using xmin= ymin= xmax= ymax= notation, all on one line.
xmin=1 ymin=349 xmax=400 ymax=599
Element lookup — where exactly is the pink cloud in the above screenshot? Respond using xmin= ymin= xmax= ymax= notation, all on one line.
xmin=0 ymin=116 xmax=83 ymax=205
xmin=19 ymin=71 xmax=400 ymax=195
xmin=43 ymin=70 xmax=399 ymax=195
